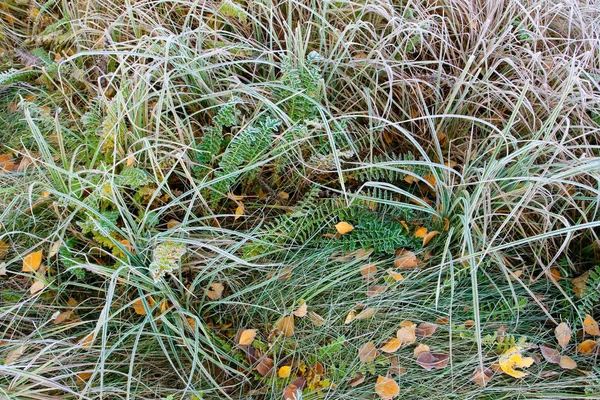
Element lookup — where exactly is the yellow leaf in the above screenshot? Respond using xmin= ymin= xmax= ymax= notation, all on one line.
xmin=275 ymin=315 xmax=295 ymax=337
xmin=414 ymin=226 xmax=428 ymax=238
xmin=559 ymin=355 xmax=577 ymax=370
xmin=498 ymin=347 xmax=534 ymax=378
xmin=293 ymin=302 xmax=308 ymax=318
xmin=335 ymin=221 xmax=354 ymax=235
xmin=126 ymin=155 xmax=135 ymax=167
xmin=584 ymin=314 xmax=600 ymax=336
xmin=413 ymin=344 xmax=430 ymax=358
xmin=396 ymin=323 xmax=416 ymax=346
xmin=375 ymin=375 xmax=399 ymax=399
xmin=278 ymin=365 xmax=291 ymax=378
xmin=577 ymin=339 xmax=597 ymax=355
xmin=380 ymin=338 xmax=402 ymax=353
xmin=23 ymin=250 xmax=43 ymax=272
xmin=422 ymin=231 xmax=440 ymax=246
xmin=132 ymin=296 xmax=156 ymax=315
xmin=278 ymin=191 xmax=290 ymax=200
xmin=76 ymin=371 xmax=93 ymax=383
xmin=234 ymin=203 xmax=244 ymax=220
xmin=238 ymin=329 xmax=257 ymax=346
xmin=387 ymin=269 xmax=404 ymax=282
xmin=358 ymin=341 xmax=378 ymax=363
xmin=344 ymin=310 xmax=356 ymax=324
xmin=555 ymin=322 xmax=572 ymax=349
xmin=360 ymin=264 xmax=377 ymax=280
xmin=30 ymin=280 xmax=45 ymax=295
xmin=206 ymin=282 xmax=225 ymax=300
xmin=0 ymin=240 xmax=8 ymax=259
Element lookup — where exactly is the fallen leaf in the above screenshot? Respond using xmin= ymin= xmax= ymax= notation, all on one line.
xmin=205 ymin=282 xmax=225 ymax=300
xmin=0 ymin=240 xmax=8 ymax=259
xmin=30 ymin=280 xmax=45 ymax=295
xmin=79 ymin=332 xmax=95 ymax=347
xmin=375 ymin=375 xmax=399 ymax=400
xmin=23 ymin=250 xmax=43 ymax=272
xmin=291 ymin=376 xmax=306 ymax=390
xmin=422 ymin=231 xmax=440 ymax=246
xmin=256 ymin=356 xmax=275 ymax=376
xmin=404 ymin=175 xmax=417 ymax=184
xmin=367 ymin=285 xmax=388 ymax=297
xmin=584 ymin=314 xmax=600 ymax=336
xmin=358 ymin=341 xmax=378 ymax=363
xmin=540 ymin=370 xmax=561 ymax=378
xmin=4 ymin=345 xmax=27 ymax=364
xmin=76 ymin=371 xmax=93 ymax=383
xmin=539 ymin=345 xmax=560 ymax=364
xmin=234 ymin=203 xmax=244 ymax=220
xmin=413 ymin=343 xmax=431 ymax=358
xmin=394 ymin=250 xmax=419 ymax=269
xmin=227 ymin=192 xmax=245 ymax=201
xmin=396 ymin=323 xmax=416 ymax=346
xmin=283 ymin=384 xmax=301 ymax=400
xmin=423 ymin=172 xmax=436 ymax=187
xmin=414 ymin=226 xmax=428 ymax=238
xmin=381 ymin=338 xmax=402 ymax=353
xmin=186 ymin=317 xmax=197 ymax=331
xmin=275 ymin=315 xmax=295 ymax=337
xmin=238 ymin=329 xmax=258 ymax=346
xmin=278 ymin=365 xmax=291 ymax=378
xmin=416 ymin=322 xmax=438 ymax=337
xmin=335 ymin=221 xmax=354 ymax=235
xmin=278 ymin=191 xmax=290 ymax=200
xmin=355 ymin=308 xmax=376 ymax=320
xmin=132 ymin=296 xmax=156 ymax=315
xmin=0 ymin=262 xmax=6 ymax=275
xmin=435 ymin=317 xmax=449 ymax=325
xmin=498 ymin=346 xmax=534 ymax=378
xmin=559 ymin=355 xmax=577 ymax=370
xmin=167 ymin=219 xmax=180 ymax=229
xmin=0 ymin=154 xmax=16 ymax=171
xmin=54 ymin=310 xmax=73 ymax=324
xmin=348 ymin=372 xmax=365 ymax=387
xmin=126 ymin=155 xmax=135 ymax=167
xmin=555 ymin=322 xmax=572 ymax=349
xmin=464 ymin=320 xmax=476 ymax=328
xmin=360 ymin=264 xmax=377 ymax=280
xmin=388 ymin=357 xmax=407 ymax=376
xmin=572 ymin=273 xmax=588 ymax=298
xmin=470 ymin=366 xmax=493 ymax=387
xmin=293 ymin=302 xmax=308 ymax=317
xmin=309 ymin=311 xmax=326 ymax=326
xmin=443 ymin=217 xmax=450 ymax=231
xmin=416 ymin=352 xmax=449 ymax=370
xmin=386 ymin=269 xmax=404 ymax=282
xmin=577 ymin=339 xmax=597 ymax=355
xmin=549 ymin=268 xmax=561 ymax=281
xmin=48 ymin=241 xmax=60 ymax=258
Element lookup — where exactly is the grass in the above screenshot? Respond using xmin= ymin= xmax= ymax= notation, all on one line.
xmin=1 ymin=0 xmax=600 ymax=399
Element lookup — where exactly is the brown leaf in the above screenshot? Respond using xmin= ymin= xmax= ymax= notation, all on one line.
xmin=559 ymin=355 xmax=577 ymax=370
xmin=539 ymin=345 xmax=560 ymax=364
xmin=396 ymin=323 xmax=416 ymax=346
xmin=344 ymin=310 xmax=356 ymax=324
xmin=555 ymin=322 xmax=572 ymax=349
xmin=205 ymin=282 xmax=225 ymax=300
xmin=234 ymin=203 xmax=244 ymax=220
xmin=367 ymin=285 xmax=388 ymax=297
xmin=413 ymin=344 xmax=430 ymax=358
xmin=79 ymin=332 xmax=95 ymax=347
xmin=283 ymin=384 xmax=301 ymax=400
xmin=132 ymin=296 xmax=155 ymax=315
xmin=293 ymin=302 xmax=308 ymax=317
xmin=416 ymin=352 xmax=449 ymax=370
xmin=470 ymin=367 xmax=493 ymax=387
xmin=375 ymin=375 xmax=399 ymax=399
xmin=335 ymin=221 xmax=354 ymax=235
xmin=0 ymin=154 xmax=16 ymax=172
xmin=386 ymin=269 xmax=404 ymax=282
xmin=308 ymin=311 xmax=326 ymax=326
xmin=360 ymin=264 xmax=377 ymax=280
xmin=394 ymin=250 xmax=418 ymax=269
xmin=76 ymin=371 xmax=93 ymax=383
xmin=54 ymin=310 xmax=73 ymax=325
xmin=48 ymin=241 xmax=60 ymax=258
xmin=464 ymin=320 xmax=476 ymax=328
xmin=380 ymin=338 xmax=402 ymax=353
xmin=275 ymin=315 xmax=295 ymax=337
xmin=355 ymin=308 xmax=376 ymax=320
xmin=572 ymin=273 xmax=588 ymax=298
xmin=435 ymin=317 xmax=449 ymax=325
xmin=348 ymin=372 xmax=365 ymax=387
xmin=422 ymin=231 xmax=440 ymax=246
xmin=291 ymin=376 xmax=306 ymax=390
xmin=256 ymin=356 xmax=275 ymax=377
xmin=416 ymin=322 xmax=438 ymax=337
xmin=23 ymin=250 xmax=43 ymax=272
xmin=0 ymin=240 xmax=8 ymax=259
xmin=4 ymin=345 xmax=27 ymax=364
xmin=30 ymin=280 xmax=45 ymax=295
xmin=358 ymin=341 xmax=378 ymax=363
xmin=584 ymin=314 xmax=600 ymax=336
xmin=577 ymin=339 xmax=597 ymax=355
xmin=388 ymin=357 xmax=407 ymax=376
xmin=238 ymin=329 xmax=258 ymax=346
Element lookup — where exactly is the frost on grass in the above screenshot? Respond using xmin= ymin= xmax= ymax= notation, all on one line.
xmin=148 ymin=241 xmax=186 ymax=282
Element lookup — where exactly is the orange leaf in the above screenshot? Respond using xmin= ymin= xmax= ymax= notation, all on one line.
xmin=0 ymin=154 xmax=16 ymax=172
xmin=396 ymin=323 xmax=416 ymax=346
xmin=335 ymin=221 xmax=354 ymax=235
xmin=577 ymin=339 xmax=597 ymax=355
xmin=375 ymin=375 xmax=399 ymax=400
xmin=360 ymin=264 xmax=377 ymax=280
xmin=584 ymin=314 xmax=600 ymax=336
xmin=275 ymin=315 xmax=295 ymax=337
xmin=293 ymin=302 xmax=308 ymax=317
xmin=79 ymin=332 xmax=95 ymax=347
xmin=205 ymin=282 xmax=224 ymax=300
xmin=394 ymin=250 xmax=418 ymax=269
xmin=559 ymin=355 xmax=577 ymax=370
xmin=234 ymin=203 xmax=244 ymax=220
xmin=414 ymin=226 xmax=428 ymax=238
xmin=76 ymin=371 xmax=93 ymax=382
xmin=54 ymin=310 xmax=73 ymax=325
xmin=422 ymin=231 xmax=440 ymax=246
xmin=386 ymin=269 xmax=404 ymax=282
xmin=0 ymin=240 xmax=8 ymax=259
xmin=132 ymin=296 xmax=156 ymax=315
xmin=355 ymin=308 xmax=376 ymax=320
xmin=380 ymin=338 xmax=402 ymax=353
xmin=238 ymin=329 xmax=258 ymax=346
xmin=23 ymin=250 xmax=43 ymax=272
xmin=358 ymin=341 xmax=378 ymax=363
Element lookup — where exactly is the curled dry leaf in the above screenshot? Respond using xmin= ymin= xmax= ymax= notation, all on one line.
xmin=375 ymin=375 xmax=399 ymax=400
xmin=360 ymin=264 xmax=377 ymax=280
xmin=435 ymin=317 xmax=449 ymax=325
xmin=422 ymin=231 xmax=440 ymax=246
xmin=572 ymin=273 xmax=588 ymax=298
xmin=238 ymin=329 xmax=258 ymax=346
xmin=498 ymin=347 xmax=534 ymax=378
xmin=309 ymin=311 xmax=326 ymax=326
xmin=30 ymin=280 xmax=45 ymax=295
xmin=387 ymin=269 xmax=404 ymax=282
xmin=367 ymin=285 xmax=388 ymax=297
xmin=293 ymin=302 xmax=308 ymax=317
xmin=132 ymin=296 xmax=155 ymax=315
xmin=335 ymin=221 xmax=354 ymax=235
xmin=358 ymin=341 xmax=379 ymax=363
xmin=345 ymin=310 xmax=356 ymax=324
xmin=256 ymin=356 xmax=275 ymax=377
xmin=396 ymin=323 xmax=416 ymax=346
xmin=48 ymin=241 xmax=60 ymax=258
xmin=54 ymin=310 xmax=73 ymax=325
xmin=559 ymin=355 xmax=577 ymax=370
xmin=388 ymin=357 xmax=407 ymax=376
xmin=205 ymin=282 xmax=225 ymax=300
xmin=416 ymin=352 xmax=449 ymax=370
xmin=416 ymin=322 xmax=438 ymax=337
xmin=355 ymin=308 xmax=376 ymax=320
xmin=283 ymin=384 xmax=301 ymax=400
xmin=23 ymin=250 xmax=43 ymax=272
xmin=234 ymin=203 xmax=244 ymax=220
xmin=577 ymin=339 xmax=598 ymax=355
xmin=555 ymin=322 xmax=572 ymax=349
xmin=380 ymin=338 xmax=402 ymax=353
xmin=79 ymin=332 xmax=95 ymax=347
xmin=470 ymin=367 xmax=493 ymax=387
xmin=278 ymin=365 xmax=291 ymax=378
xmin=0 ymin=240 xmax=9 ymax=259
xmin=539 ymin=345 xmax=560 ymax=364
xmin=394 ymin=250 xmax=418 ymax=269
xmin=413 ymin=344 xmax=430 ymax=358
xmin=4 ymin=345 xmax=27 ymax=364
xmin=348 ymin=372 xmax=365 ymax=387
xmin=275 ymin=315 xmax=295 ymax=337
xmin=414 ymin=226 xmax=428 ymax=238
xmin=584 ymin=314 xmax=600 ymax=336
